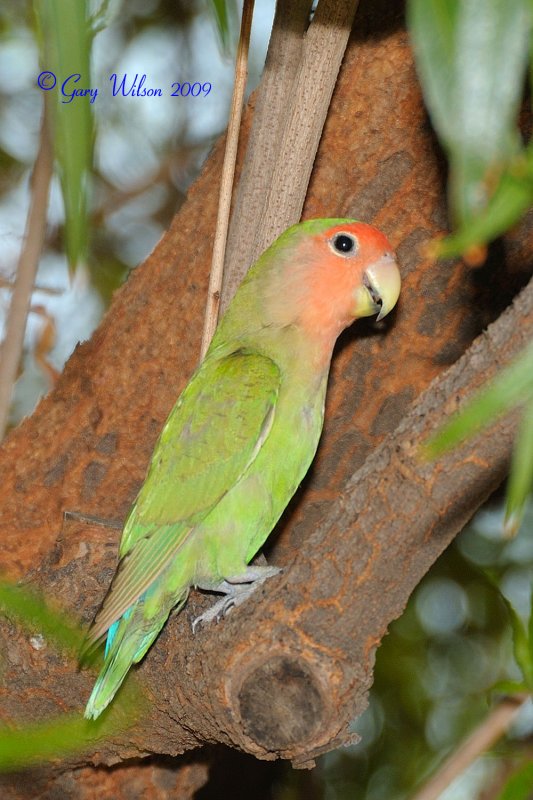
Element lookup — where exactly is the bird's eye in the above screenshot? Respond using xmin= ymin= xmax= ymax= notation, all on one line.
xmin=329 ymin=232 xmax=358 ymax=257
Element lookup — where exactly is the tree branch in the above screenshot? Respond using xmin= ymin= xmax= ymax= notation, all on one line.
xmin=0 ymin=107 xmax=53 ymax=439
xmin=411 ymin=695 xmax=529 ymax=800
xmin=138 ymin=274 xmax=531 ymax=769
xmin=200 ymin=0 xmax=255 ymax=356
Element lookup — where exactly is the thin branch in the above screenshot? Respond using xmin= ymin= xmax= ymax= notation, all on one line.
xmin=222 ymin=0 xmax=361 ymax=310
xmin=200 ymin=0 xmax=255 ymax=358
xmin=0 ymin=107 xmax=53 ymax=439
xmin=411 ymin=695 xmax=529 ymax=800
xmin=0 ymin=278 xmax=62 ymax=296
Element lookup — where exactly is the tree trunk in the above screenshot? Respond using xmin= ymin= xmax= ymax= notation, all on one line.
xmin=0 ymin=0 xmax=532 ymax=795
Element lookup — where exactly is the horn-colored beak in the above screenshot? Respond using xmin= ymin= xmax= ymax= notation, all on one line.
xmin=353 ymin=254 xmax=401 ymax=321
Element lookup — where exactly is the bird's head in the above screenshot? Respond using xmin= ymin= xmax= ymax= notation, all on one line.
xmin=266 ymin=219 xmax=401 ymax=341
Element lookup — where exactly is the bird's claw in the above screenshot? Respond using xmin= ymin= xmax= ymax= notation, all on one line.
xmin=191 ymin=595 xmax=236 ymax=633
xmin=191 ymin=565 xmax=282 ymax=633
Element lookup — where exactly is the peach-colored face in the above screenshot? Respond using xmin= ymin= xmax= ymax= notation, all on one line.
xmin=291 ymin=222 xmax=401 ymax=338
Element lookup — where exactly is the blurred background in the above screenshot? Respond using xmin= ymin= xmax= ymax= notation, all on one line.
xmin=0 ymin=0 xmax=275 ymax=426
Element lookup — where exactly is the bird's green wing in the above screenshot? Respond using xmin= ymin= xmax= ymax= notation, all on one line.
xmin=123 ymin=350 xmax=280 ymax=547
xmin=87 ymin=350 xmax=280 ymax=645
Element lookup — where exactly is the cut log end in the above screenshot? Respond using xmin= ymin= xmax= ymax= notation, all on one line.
xmin=235 ymin=654 xmax=329 ymax=754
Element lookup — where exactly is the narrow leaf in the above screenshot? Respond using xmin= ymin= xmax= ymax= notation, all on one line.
xmin=0 ymin=683 xmax=145 ymax=771
xmin=35 ymin=0 xmax=94 ymax=271
xmin=0 ymin=581 xmax=83 ymax=654
xmin=407 ymin=0 xmax=460 ymax=147
xmin=505 ymin=397 xmax=533 ymax=536
xmin=0 ymin=581 xmax=145 ymax=769
xmin=434 ymin=147 xmax=533 ymax=258
xmin=497 ymin=590 xmax=533 ymax=687
xmin=408 ymin=0 xmax=532 ymax=229
xmin=453 ymin=0 xmax=530 ymax=162
xmin=496 ymin=761 xmax=533 ymax=800
xmin=529 ymin=578 xmax=533 ymax=669
xmin=424 ymin=340 xmax=533 ymax=458
xmin=0 ymin=713 xmax=115 ymax=771
xmin=207 ymin=0 xmax=237 ymax=55
xmin=491 ymin=679 xmax=529 ymax=696
xmin=408 ymin=0 xmax=530 ymax=158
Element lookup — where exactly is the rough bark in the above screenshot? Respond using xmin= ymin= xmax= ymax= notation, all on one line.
xmin=0 ymin=0 xmax=532 ymax=794
xmin=0 ymin=760 xmax=209 ymax=800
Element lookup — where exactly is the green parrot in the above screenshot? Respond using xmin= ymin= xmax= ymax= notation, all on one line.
xmin=83 ymin=218 xmax=401 ymax=719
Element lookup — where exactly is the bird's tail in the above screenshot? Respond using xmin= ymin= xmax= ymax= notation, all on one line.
xmin=84 ymin=589 xmax=188 ymax=720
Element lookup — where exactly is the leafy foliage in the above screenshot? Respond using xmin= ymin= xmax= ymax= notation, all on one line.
xmin=496 ymin=761 xmax=533 ymax=800
xmin=207 ymin=0 xmax=237 ymax=55
xmin=425 ymin=341 xmax=533 ymax=535
xmin=34 ymin=0 xmax=94 ymax=272
xmin=407 ymin=0 xmax=533 ymax=259
xmin=0 ymin=581 xmax=85 ymax=655
xmin=412 ymin=0 xmax=533 ymax=537
xmin=0 ymin=582 xmax=144 ymax=770
xmin=406 ymin=4 xmax=533 ymax=797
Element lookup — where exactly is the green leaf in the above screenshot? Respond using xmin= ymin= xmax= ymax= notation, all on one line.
xmin=451 ymin=0 xmax=529 ymax=162
xmin=491 ymin=679 xmax=529 ymax=696
xmin=207 ymin=0 xmax=237 ymax=55
xmin=471 ymin=570 xmax=533 ymax=688
xmin=435 ymin=147 xmax=533 ymax=259
xmin=408 ymin=0 xmax=530 ymax=159
xmin=529 ymin=578 xmax=533 ymax=670
xmin=496 ymin=761 xmax=533 ymax=800
xmin=0 ymin=671 xmax=146 ymax=771
xmin=0 ymin=581 xmax=83 ymax=654
xmin=35 ymin=0 xmax=94 ymax=272
xmin=408 ymin=0 xmax=532 ymax=227
xmin=407 ymin=0 xmax=460 ymax=148
xmin=505 ymin=397 xmax=533 ymax=536
xmin=424 ymin=340 xmax=533 ymax=459
xmin=0 ymin=712 xmax=120 ymax=772
xmin=0 ymin=581 xmax=145 ymax=768
xmin=496 ymin=589 xmax=533 ymax=687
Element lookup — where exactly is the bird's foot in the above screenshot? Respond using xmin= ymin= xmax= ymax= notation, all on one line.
xmin=191 ymin=565 xmax=281 ymax=633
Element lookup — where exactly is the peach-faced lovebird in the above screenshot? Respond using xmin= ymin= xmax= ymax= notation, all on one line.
xmin=84 ymin=219 xmax=401 ymax=719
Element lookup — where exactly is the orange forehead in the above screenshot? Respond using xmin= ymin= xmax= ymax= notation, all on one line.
xmin=317 ymin=222 xmax=394 ymax=256
xmin=286 ymin=221 xmax=393 ymax=335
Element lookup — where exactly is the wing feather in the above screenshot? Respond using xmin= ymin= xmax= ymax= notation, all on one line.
xmin=86 ymin=350 xmax=280 ymax=646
